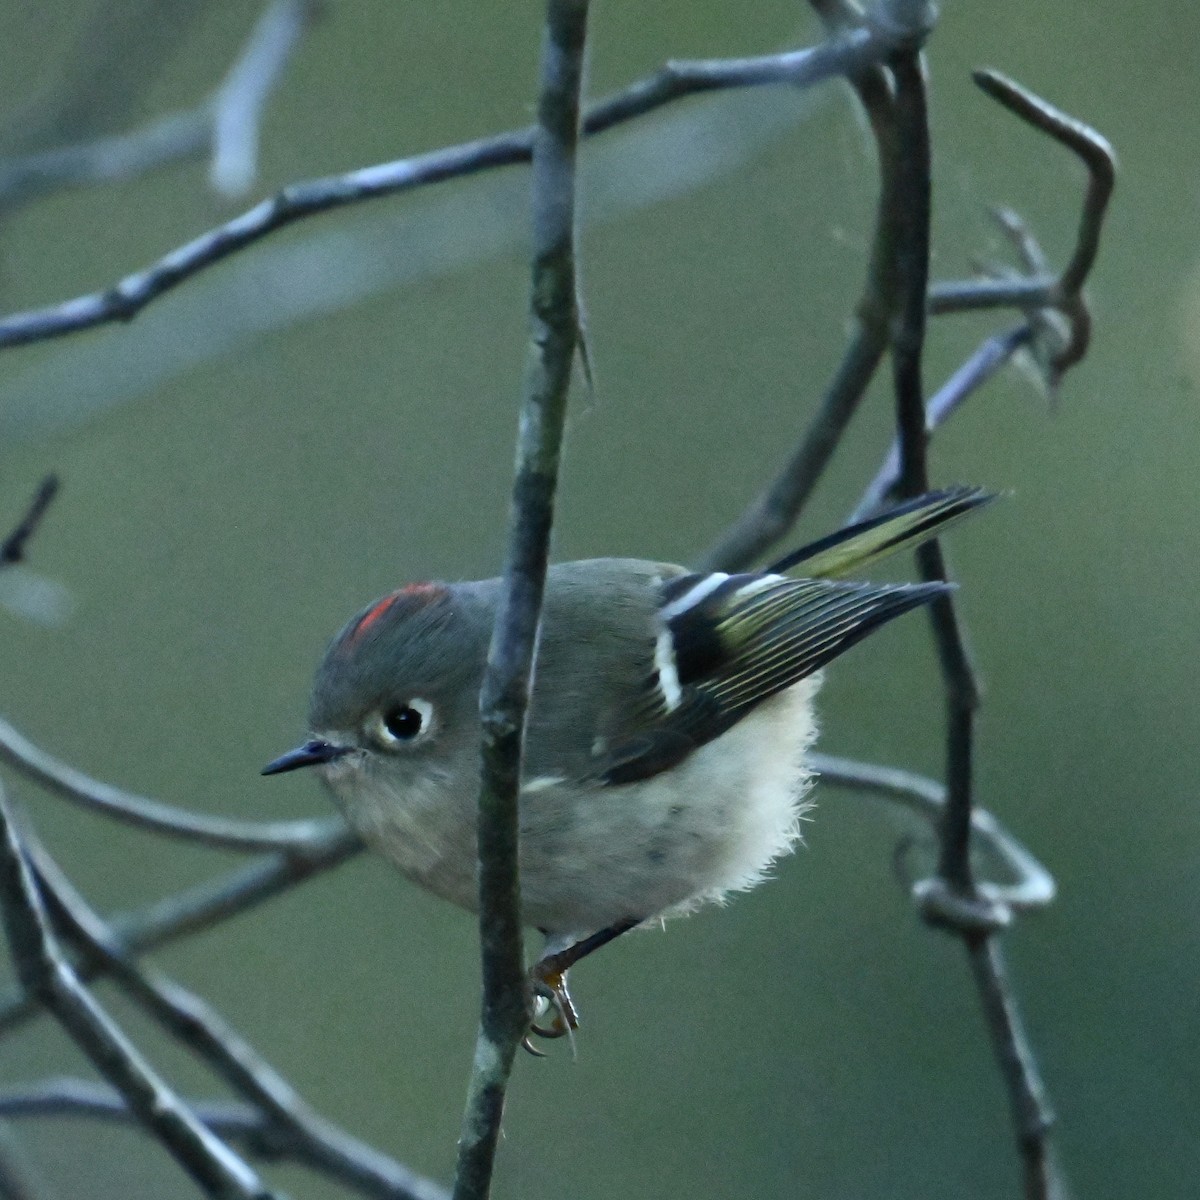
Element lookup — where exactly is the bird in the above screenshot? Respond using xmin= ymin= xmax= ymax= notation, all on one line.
xmin=264 ymin=485 xmax=991 ymax=1043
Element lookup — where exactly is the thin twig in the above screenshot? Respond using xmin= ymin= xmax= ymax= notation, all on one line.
xmin=0 ymin=0 xmax=312 ymax=214
xmin=0 ymin=109 xmax=212 ymax=212
xmin=27 ymin=838 xmax=445 ymax=1200
xmin=0 ymin=1077 xmax=254 ymax=1133
xmin=0 ymin=1079 xmax=450 ymax=1200
xmin=0 ymin=782 xmax=274 ymax=1199
xmin=0 ymin=478 xmax=59 ymax=567
xmin=851 ymin=323 xmax=1032 ymax=521
xmin=584 ymin=25 xmax=889 ymax=133
xmin=810 ymin=753 xmax=1054 ymax=914
xmin=0 ymin=715 xmax=342 ymax=851
xmin=971 ymin=70 xmax=1115 ymax=299
xmin=453 ymin=4 xmax=589 ymax=1199
xmin=886 ymin=49 xmax=981 ymax=894
xmin=927 ymin=70 xmax=1115 ymax=383
xmin=700 ymin=9 xmax=906 ymax=572
xmin=210 ymin=0 xmax=316 ymax=198
xmin=927 ymin=276 xmax=1055 ymax=315
xmin=887 ymin=50 xmax=1061 ymax=1199
xmin=967 ymin=937 xmax=1061 ymax=1199
xmin=0 ymin=825 xmax=363 ymax=1037
xmin=0 ymin=25 xmax=903 ymax=352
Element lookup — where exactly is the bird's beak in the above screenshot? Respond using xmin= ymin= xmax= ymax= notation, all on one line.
xmin=261 ymin=739 xmax=349 ymax=776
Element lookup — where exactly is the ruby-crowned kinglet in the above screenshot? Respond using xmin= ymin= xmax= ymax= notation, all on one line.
xmin=264 ymin=486 xmax=990 ymax=1040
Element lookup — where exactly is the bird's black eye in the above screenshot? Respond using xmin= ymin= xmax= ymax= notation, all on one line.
xmin=375 ymin=698 xmax=435 ymax=747
xmin=384 ymin=705 xmax=423 ymax=740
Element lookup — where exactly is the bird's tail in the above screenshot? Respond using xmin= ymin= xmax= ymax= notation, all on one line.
xmin=767 ymin=485 xmax=996 ymax=578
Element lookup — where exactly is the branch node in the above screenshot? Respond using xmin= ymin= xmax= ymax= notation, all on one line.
xmin=867 ymin=0 xmax=938 ymax=47
xmin=912 ymin=876 xmax=1012 ymax=935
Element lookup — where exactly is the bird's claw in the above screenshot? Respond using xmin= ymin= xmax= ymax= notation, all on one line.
xmin=521 ymin=964 xmax=579 ymax=1055
xmin=520 ymin=1035 xmax=547 ymax=1057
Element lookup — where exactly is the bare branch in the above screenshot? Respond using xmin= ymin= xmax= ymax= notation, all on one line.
xmin=28 ymin=839 xmax=445 ymax=1200
xmin=454 ymin=3 xmax=589 ymax=1198
xmin=0 ymin=109 xmax=211 ymax=213
xmin=0 ymin=0 xmax=313 ymax=214
xmin=0 ymin=782 xmax=274 ymax=1199
xmin=851 ymin=324 xmax=1031 ymax=521
xmin=971 ymin=69 xmax=1115 ymax=299
xmin=0 ymin=715 xmax=342 ymax=852
xmin=883 ymin=49 xmax=1063 ymax=1200
xmin=699 ymin=9 xmax=903 ymax=572
xmin=0 ymin=1079 xmax=449 ymax=1200
xmin=967 ymin=938 xmax=1062 ymax=1200
xmin=927 ymin=70 xmax=1115 ymax=386
xmin=0 ymin=478 xmax=59 ymax=568
xmin=885 ymin=48 xmax=982 ymax=897
xmin=0 ymin=1077 xmax=256 ymax=1132
xmin=211 ymin=0 xmax=317 ymax=198
xmin=584 ymin=25 xmax=891 ymax=133
xmin=0 ymin=826 xmax=363 ymax=1038
xmin=810 ymin=753 xmax=1055 ymax=914
xmin=0 ymin=24 xmax=906 ymax=353
xmin=889 ymin=51 xmax=933 ymax=498
xmin=928 ymin=275 xmax=1057 ymax=315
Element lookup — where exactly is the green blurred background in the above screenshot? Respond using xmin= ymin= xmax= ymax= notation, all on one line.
xmin=0 ymin=1 xmax=1195 ymax=1197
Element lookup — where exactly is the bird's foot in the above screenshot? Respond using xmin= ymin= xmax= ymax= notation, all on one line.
xmin=519 ymin=920 xmax=641 ymax=1056
xmin=521 ymin=963 xmax=579 ymax=1056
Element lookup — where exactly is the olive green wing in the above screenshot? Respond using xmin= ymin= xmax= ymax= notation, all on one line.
xmin=597 ymin=573 xmax=948 ymax=785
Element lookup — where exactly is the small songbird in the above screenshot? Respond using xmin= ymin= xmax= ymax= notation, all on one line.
xmin=264 ymin=487 xmax=990 ymax=1041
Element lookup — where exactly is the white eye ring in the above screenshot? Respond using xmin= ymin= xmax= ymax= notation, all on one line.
xmin=373 ymin=698 xmax=435 ymax=747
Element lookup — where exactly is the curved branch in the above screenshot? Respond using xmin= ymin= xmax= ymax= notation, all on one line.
xmin=30 ymin=839 xmax=445 ymax=1200
xmin=927 ymin=69 xmax=1115 ymax=383
xmin=0 ymin=783 xmax=274 ymax=1199
xmin=0 ymin=716 xmax=342 ymax=851
xmin=811 ymin=753 xmax=1055 ymax=913
xmin=970 ymin=69 xmax=1115 ymax=299
xmin=0 ymin=0 xmax=313 ymax=213
xmin=0 ymin=825 xmax=363 ymax=1038
xmin=0 ymin=1079 xmax=449 ymax=1200
xmin=0 ymin=25 xmax=901 ymax=353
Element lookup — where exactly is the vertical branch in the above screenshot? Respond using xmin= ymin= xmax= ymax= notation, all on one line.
xmin=889 ymin=51 xmax=932 ymax=500
xmin=453 ymin=3 xmax=589 ymax=1200
xmin=887 ymin=50 xmax=981 ymax=890
xmin=968 ymin=938 xmax=1060 ymax=1198
xmin=888 ymin=50 xmax=1059 ymax=1200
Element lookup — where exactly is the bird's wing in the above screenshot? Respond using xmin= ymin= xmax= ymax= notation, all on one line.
xmin=528 ymin=487 xmax=990 ymax=788
xmin=595 ymin=572 xmax=947 ymax=785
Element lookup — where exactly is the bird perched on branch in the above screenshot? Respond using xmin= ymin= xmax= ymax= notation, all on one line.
xmin=264 ymin=486 xmax=991 ymax=1045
